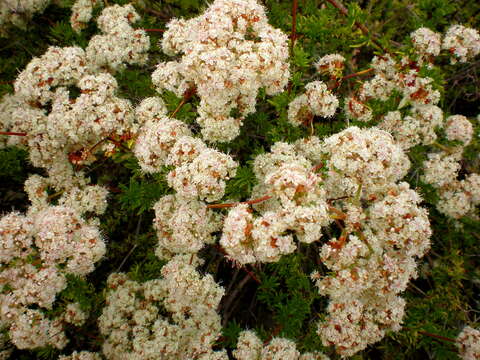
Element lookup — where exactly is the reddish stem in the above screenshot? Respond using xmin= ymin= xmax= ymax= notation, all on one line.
xmin=170 ymin=87 xmax=196 ymax=118
xmin=207 ymin=195 xmax=272 ymax=209
xmin=290 ymin=0 xmax=298 ymax=51
xmin=143 ymin=28 xmax=165 ymax=33
xmin=0 ymin=131 xmax=27 ymax=136
xmin=418 ymin=330 xmax=456 ymax=343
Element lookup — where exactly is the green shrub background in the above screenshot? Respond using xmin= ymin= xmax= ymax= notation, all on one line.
xmin=0 ymin=0 xmax=479 ymax=358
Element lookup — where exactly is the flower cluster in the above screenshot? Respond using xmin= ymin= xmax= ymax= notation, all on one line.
xmin=70 ymin=0 xmax=102 ymax=33
xmin=442 ymin=25 xmax=480 ymax=64
xmin=411 ymin=27 xmax=442 ymax=58
xmin=152 ymin=0 xmax=290 ymax=142
xmin=301 ymin=127 xmax=431 ymax=356
xmin=153 ymin=194 xmax=222 ymax=259
xmin=288 ymin=81 xmax=339 ymax=126
xmin=233 ymin=330 xmax=329 ymax=360
xmin=221 ymin=141 xmax=331 ymax=264
xmin=420 ymin=115 xmax=479 ymax=219
xmin=2 ymin=4 xmax=148 ymax=181
xmin=99 ymin=256 xmax=226 ymax=359
xmin=86 ymin=4 xmax=149 ymax=71
xmin=379 ymin=105 xmax=444 ymax=149
xmin=133 ymin=98 xmax=238 ymax=202
xmin=0 ymin=0 xmax=50 ymax=36
xmin=0 ymin=204 xmax=105 ymax=349
xmin=314 ymin=54 xmax=346 ymax=78
xmin=456 ymin=326 xmax=480 ymax=360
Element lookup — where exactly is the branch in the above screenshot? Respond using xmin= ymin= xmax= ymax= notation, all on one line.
xmin=290 ymin=0 xmax=299 ymax=51
xmin=169 ymin=87 xmax=196 ymax=118
xmin=0 ymin=131 xmax=27 ymax=136
xmin=207 ymin=195 xmax=273 ymax=209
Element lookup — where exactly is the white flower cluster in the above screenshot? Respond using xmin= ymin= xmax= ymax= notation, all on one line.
xmin=133 ymin=98 xmax=238 ymax=202
xmin=288 ymin=81 xmax=339 ymax=126
xmin=442 ymin=25 xmax=480 ymax=63
xmin=344 ymin=96 xmax=372 ymax=123
xmin=0 ymin=204 xmax=105 ymax=349
xmin=456 ymin=326 xmax=480 ymax=360
xmin=59 ymin=352 xmax=102 ymax=360
xmin=153 ymin=194 xmax=222 ymax=258
xmin=411 ymin=27 xmax=442 ymax=57
xmin=420 ymin=115 xmax=479 ymax=219
xmin=2 ymin=4 xmax=150 ymax=176
xmin=152 ymin=0 xmax=290 ymax=142
xmin=233 ymin=330 xmax=329 ymax=360
xmin=70 ymin=0 xmax=102 ymax=33
xmin=445 ymin=114 xmax=474 ymax=145
xmin=297 ymin=127 xmax=432 ymax=356
xmin=344 ymin=52 xmax=443 ymax=125
xmin=0 ymin=0 xmax=50 ymax=36
xmin=321 ymin=126 xmax=411 ymax=198
xmin=99 ymin=256 xmax=227 ymax=359
xmin=221 ymin=141 xmax=331 ymax=264
xmin=86 ymin=4 xmax=149 ymax=71
xmin=379 ymin=105 xmax=444 ymax=149
xmin=314 ymin=54 xmax=345 ymax=78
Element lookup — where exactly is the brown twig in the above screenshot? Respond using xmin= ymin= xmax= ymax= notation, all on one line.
xmin=0 ymin=131 xmax=27 ymax=136
xmin=206 ymin=195 xmax=273 ymax=209
xmin=169 ymin=87 xmax=196 ymax=118
xmin=342 ymin=67 xmax=374 ymax=81
xmin=323 ymin=0 xmax=388 ymax=53
xmin=143 ymin=28 xmax=165 ymax=33
xmin=290 ymin=0 xmax=299 ymax=52
xmin=418 ymin=330 xmax=456 ymax=343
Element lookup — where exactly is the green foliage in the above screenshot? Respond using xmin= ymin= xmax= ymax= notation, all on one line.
xmin=117 ymin=173 xmax=170 ymax=215
xmin=59 ymin=274 xmax=97 ymax=312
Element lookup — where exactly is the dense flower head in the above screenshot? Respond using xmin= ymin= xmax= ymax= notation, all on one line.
xmin=99 ymin=256 xmax=226 ymax=359
xmin=442 ymin=25 xmax=480 ymax=63
xmin=288 ymin=81 xmax=339 ymax=126
xmin=70 ymin=0 xmax=102 ymax=33
xmin=152 ymin=0 xmax=290 ymax=142
xmin=411 ymin=27 xmax=442 ymax=57
xmin=344 ymin=96 xmax=372 ymax=123
xmin=322 ymin=126 xmax=411 ymax=198
xmin=233 ymin=330 xmax=329 ymax=360
xmin=315 ymin=54 xmax=346 ymax=78
xmin=153 ymin=194 xmax=222 ymax=257
xmin=133 ymin=116 xmax=192 ymax=173
xmin=445 ymin=114 xmax=474 ymax=145
xmin=0 ymin=203 xmax=105 ymax=350
xmin=456 ymin=326 xmax=480 ymax=360
xmin=86 ymin=4 xmax=149 ymax=71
